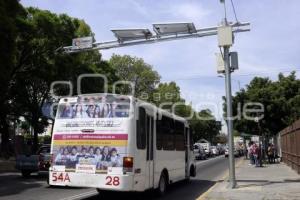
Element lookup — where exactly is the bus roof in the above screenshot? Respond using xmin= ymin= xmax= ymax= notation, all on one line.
xmin=134 ymin=98 xmax=189 ymax=126
xmin=58 ymin=93 xmax=133 ymax=104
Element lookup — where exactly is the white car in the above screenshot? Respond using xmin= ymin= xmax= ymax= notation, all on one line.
xmin=204 ymin=147 xmax=212 ymax=157
xmin=193 ymin=144 xmax=207 ymax=160
xmin=225 ymin=148 xmax=229 ymax=157
xmin=224 ymin=148 xmax=239 ymax=157
xmin=211 ymin=146 xmax=219 ymax=156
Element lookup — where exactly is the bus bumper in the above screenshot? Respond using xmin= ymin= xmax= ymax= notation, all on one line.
xmin=49 ymin=171 xmax=134 ymax=191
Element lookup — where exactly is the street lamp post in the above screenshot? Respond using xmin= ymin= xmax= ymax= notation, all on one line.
xmin=223 ymin=45 xmax=236 ymax=188
xmin=217 ymin=17 xmax=237 ymax=188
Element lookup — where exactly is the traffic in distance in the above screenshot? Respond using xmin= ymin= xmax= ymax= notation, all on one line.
xmin=193 ymin=142 xmax=245 ymax=160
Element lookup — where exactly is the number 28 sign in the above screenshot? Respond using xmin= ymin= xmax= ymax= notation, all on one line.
xmin=105 ymin=176 xmax=120 ymax=186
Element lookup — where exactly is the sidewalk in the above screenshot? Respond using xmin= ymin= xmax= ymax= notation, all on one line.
xmin=0 ymin=158 xmax=17 ymax=173
xmin=202 ymin=159 xmax=300 ymax=200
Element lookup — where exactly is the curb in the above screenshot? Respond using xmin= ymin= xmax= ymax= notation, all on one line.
xmin=196 ymin=158 xmax=245 ymax=200
xmin=0 ymin=169 xmax=18 ymax=173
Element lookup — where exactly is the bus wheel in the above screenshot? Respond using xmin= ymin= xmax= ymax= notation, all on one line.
xmin=157 ymin=173 xmax=167 ymax=196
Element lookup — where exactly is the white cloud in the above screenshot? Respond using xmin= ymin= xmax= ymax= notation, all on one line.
xmin=169 ymin=3 xmax=211 ymax=23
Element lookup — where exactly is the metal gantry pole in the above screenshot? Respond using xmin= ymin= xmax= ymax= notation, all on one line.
xmin=60 ymin=23 xmax=250 ymax=53
xmin=224 ymin=46 xmax=236 ymax=188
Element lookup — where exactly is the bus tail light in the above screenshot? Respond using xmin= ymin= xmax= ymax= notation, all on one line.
xmin=123 ymin=157 xmax=133 ymax=173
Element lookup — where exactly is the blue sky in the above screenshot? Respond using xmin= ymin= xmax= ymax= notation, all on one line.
xmin=21 ymin=0 xmax=300 ymax=126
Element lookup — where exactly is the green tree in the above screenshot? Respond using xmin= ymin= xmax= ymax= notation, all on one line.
xmin=0 ymin=0 xmax=25 ymax=157
xmin=151 ymin=82 xmax=196 ymax=119
xmin=213 ymin=133 xmax=227 ymax=144
xmin=109 ymin=54 xmax=160 ymax=98
xmin=190 ymin=109 xmax=221 ymax=143
xmin=228 ymin=72 xmax=300 ymax=138
xmin=11 ymin=7 xmax=116 ymax=152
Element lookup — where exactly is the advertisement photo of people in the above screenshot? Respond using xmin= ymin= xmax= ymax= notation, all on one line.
xmin=57 ymin=95 xmax=130 ymax=119
xmin=53 ymin=145 xmax=123 ymax=171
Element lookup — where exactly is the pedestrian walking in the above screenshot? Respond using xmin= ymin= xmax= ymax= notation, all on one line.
xmin=244 ymin=144 xmax=248 ymax=159
xmin=267 ymin=144 xmax=275 ymax=164
xmin=249 ymin=141 xmax=255 ymax=165
xmin=252 ymin=143 xmax=260 ymax=167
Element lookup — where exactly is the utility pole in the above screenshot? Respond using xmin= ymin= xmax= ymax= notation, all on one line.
xmin=217 ymin=17 xmax=237 ymax=188
xmin=217 ymin=0 xmax=239 ymax=188
xmin=223 ymin=38 xmax=236 ymax=189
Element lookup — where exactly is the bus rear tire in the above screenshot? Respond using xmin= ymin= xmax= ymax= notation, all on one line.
xmin=157 ymin=173 xmax=167 ymax=196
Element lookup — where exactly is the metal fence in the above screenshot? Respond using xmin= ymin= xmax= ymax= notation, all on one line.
xmin=280 ymin=119 xmax=300 ymax=174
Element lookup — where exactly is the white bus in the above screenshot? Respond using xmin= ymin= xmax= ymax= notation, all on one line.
xmin=49 ymin=93 xmax=196 ymax=195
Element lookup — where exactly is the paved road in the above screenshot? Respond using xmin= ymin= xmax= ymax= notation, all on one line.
xmin=0 ymin=156 xmax=239 ymax=200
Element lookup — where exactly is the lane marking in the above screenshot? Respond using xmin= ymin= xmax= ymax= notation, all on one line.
xmin=196 ymin=158 xmax=245 ymax=200
xmin=60 ymin=190 xmax=98 ymax=200
xmin=195 ymin=155 xmax=224 ymax=166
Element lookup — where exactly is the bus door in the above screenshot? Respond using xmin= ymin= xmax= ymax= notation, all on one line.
xmin=145 ymin=115 xmax=154 ymax=189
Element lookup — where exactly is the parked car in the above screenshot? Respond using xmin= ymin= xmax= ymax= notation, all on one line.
xmin=211 ymin=146 xmax=219 ymax=156
xmin=194 ymin=144 xmax=207 ymax=160
xmin=224 ymin=148 xmax=240 ymax=158
xmin=195 ymin=142 xmax=212 ymax=157
xmin=217 ymin=145 xmax=225 ymax=155
xmin=235 ymin=149 xmax=240 ymax=157
xmin=235 ymin=145 xmax=244 ymax=157
xmin=204 ymin=147 xmax=212 ymax=157
xmin=225 ymin=148 xmax=228 ymax=157
xmin=16 ymin=144 xmax=51 ymax=177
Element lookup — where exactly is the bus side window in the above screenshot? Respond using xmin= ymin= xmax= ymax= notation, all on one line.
xmin=137 ymin=107 xmax=146 ymax=149
xmin=175 ymin=121 xmax=185 ymax=151
xmin=188 ymin=128 xmax=193 ymax=151
xmin=162 ymin=116 xmax=175 ymax=150
xmin=156 ymin=118 xmax=163 ymax=150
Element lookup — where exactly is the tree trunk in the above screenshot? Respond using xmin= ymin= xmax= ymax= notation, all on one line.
xmin=0 ymin=115 xmax=10 ymax=159
xmin=31 ymin=115 xmax=39 ymax=153
xmin=32 ymin=123 xmax=39 ymax=153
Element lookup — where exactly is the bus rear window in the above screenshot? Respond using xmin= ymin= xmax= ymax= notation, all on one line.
xmin=56 ymin=95 xmax=130 ymax=119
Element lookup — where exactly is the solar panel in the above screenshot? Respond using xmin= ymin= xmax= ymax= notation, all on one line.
xmin=111 ymin=29 xmax=153 ymax=42
xmin=153 ymin=22 xmax=197 ymax=36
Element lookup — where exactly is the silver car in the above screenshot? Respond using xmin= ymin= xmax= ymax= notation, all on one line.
xmin=193 ymin=144 xmax=207 ymax=160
